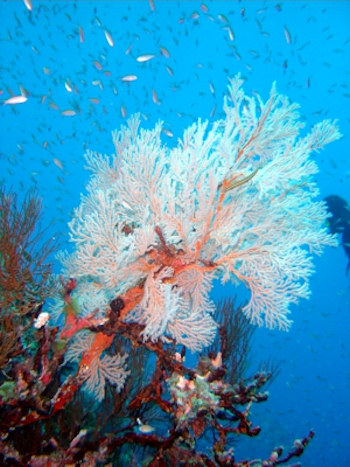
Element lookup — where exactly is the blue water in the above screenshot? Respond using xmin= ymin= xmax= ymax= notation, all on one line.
xmin=1 ymin=1 xmax=349 ymax=465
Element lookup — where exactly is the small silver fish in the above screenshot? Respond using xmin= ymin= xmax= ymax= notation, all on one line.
xmin=61 ymin=109 xmax=76 ymax=116
xmin=104 ymin=30 xmax=114 ymax=47
xmin=4 ymin=95 xmax=27 ymax=105
xmin=284 ymin=26 xmax=291 ymax=44
xmin=121 ymin=74 xmax=138 ymax=82
xmin=136 ymin=54 xmax=155 ymax=63
xmin=23 ymin=0 xmax=32 ymax=11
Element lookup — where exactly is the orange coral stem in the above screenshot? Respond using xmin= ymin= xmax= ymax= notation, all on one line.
xmin=79 ymin=332 xmax=114 ymax=369
xmin=119 ymin=285 xmax=145 ymax=320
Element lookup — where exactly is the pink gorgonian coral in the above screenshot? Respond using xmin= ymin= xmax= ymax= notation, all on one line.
xmin=59 ymin=74 xmax=341 ymax=351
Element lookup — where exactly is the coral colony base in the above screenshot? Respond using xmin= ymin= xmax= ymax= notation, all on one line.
xmin=0 ymin=76 xmax=341 ymax=465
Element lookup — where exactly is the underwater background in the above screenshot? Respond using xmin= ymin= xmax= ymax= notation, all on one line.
xmin=0 ymin=0 xmax=349 ymax=465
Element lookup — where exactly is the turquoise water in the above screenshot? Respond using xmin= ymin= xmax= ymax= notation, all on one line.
xmin=1 ymin=1 xmax=349 ymax=464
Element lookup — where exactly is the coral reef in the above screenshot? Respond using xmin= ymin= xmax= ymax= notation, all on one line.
xmin=0 ymin=77 xmax=341 ymax=464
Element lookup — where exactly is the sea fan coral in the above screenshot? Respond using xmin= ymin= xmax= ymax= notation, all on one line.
xmin=65 ymin=331 xmax=130 ymax=401
xmin=59 ymin=74 xmax=341 ymax=350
